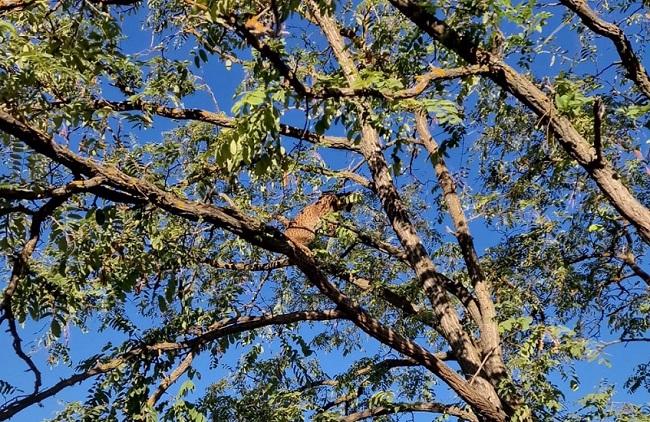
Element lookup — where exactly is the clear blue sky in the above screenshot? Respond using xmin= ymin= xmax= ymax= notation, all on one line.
xmin=1 ymin=2 xmax=649 ymax=421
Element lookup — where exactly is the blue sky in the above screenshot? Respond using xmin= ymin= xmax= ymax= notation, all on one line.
xmin=1 ymin=1 xmax=649 ymax=421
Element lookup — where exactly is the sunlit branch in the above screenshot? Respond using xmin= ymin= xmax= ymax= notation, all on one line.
xmin=301 ymin=165 xmax=373 ymax=189
xmin=0 ymin=108 xmax=505 ymax=421
xmin=316 ymin=65 xmax=488 ymax=100
xmin=0 ymin=0 xmax=33 ymax=12
xmin=303 ymin=10 xmax=504 ymax=417
xmin=389 ymin=0 xmax=650 ymax=244
xmin=94 ymin=99 xmax=358 ymax=152
xmin=341 ymin=402 xmax=478 ymax=422
xmin=146 ymin=351 xmax=195 ymax=408
xmin=559 ymin=0 xmax=650 ymax=101
xmin=415 ymin=111 xmax=507 ymax=389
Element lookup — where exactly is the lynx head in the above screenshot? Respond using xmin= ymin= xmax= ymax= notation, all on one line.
xmin=318 ymin=192 xmax=354 ymax=212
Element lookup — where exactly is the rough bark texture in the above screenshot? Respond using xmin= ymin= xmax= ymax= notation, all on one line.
xmin=389 ymin=0 xmax=650 ymax=244
xmin=0 ymin=109 xmax=506 ymax=422
xmin=306 ymin=5 xmax=509 ymax=419
xmin=415 ymin=112 xmax=509 ymax=397
xmin=559 ymin=0 xmax=650 ymax=101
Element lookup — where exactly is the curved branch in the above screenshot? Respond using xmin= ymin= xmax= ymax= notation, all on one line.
xmin=318 ymin=65 xmax=488 ymax=100
xmin=389 ymin=0 xmax=650 ymax=244
xmin=341 ymin=402 xmax=478 ymax=422
xmin=95 ymin=99 xmax=358 ymax=152
xmin=5 ymin=309 xmax=41 ymax=394
xmin=0 ymin=309 xmax=345 ymax=420
xmin=0 ymin=177 xmax=106 ymax=314
xmin=0 ymin=108 xmax=505 ymax=422
xmin=559 ymin=0 xmax=650 ymax=101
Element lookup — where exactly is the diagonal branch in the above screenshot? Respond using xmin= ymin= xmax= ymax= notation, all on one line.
xmin=415 ymin=111 xmax=507 ymax=389
xmin=146 ymin=351 xmax=195 ymax=408
xmin=0 ymin=309 xmax=344 ymax=420
xmin=304 ymin=6 xmax=497 ymax=410
xmin=0 ymin=108 xmax=505 ymax=421
xmin=389 ymin=0 xmax=650 ymax=245
xmin=559 ymin=0 xmax=650 ymax=101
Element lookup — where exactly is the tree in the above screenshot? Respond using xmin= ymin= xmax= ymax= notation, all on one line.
xmin=0 ymin=0 xmax=649 ymax=420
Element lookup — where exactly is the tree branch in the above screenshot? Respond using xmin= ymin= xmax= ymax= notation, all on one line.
xmin=0 ymin=0 xmax=33 ymax=12
xmin=5 ymin=309 xmax=41 ymax=395
xmin=146 ymin=351 xmax=194 ymax=408
xmin=415 ymin=111 xmax=508 ymax=392
xmin=95 ymin=99 xmax=358 ymax=152
xmin=0 ymin=309 xmax=345 ymax=420
xmin=317 ymin=65 xmax=488 ymax=100
xmin=593 ymin=97 xmax=604 ymax=163
xmin=559 ymin=0 xmax=650 ymax=101
xmin=389 ymin=0 xmax=650 ymax=244
xmin=340 ymin=402 xmax=478 ymax=422
xmin=204 ymin=257 xmax=291 ymax=271
xmin=304 ymin=7 xmax=504 ymax=418
xmin=0 ymin=109 xmax=503 ymax=421
xmin=1 ymin=177 xmax=105 ymax=314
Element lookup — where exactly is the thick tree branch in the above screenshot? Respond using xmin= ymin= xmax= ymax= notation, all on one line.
xmin=302 ymin=165 xmax=373 ymax=189
xmin=559 ymin=0 xmax=650 ymax=101
xmin=0 ymin=0 xmax=33 ymax=12
xmin=305 ymin=5 xmax=505 ymax=419
xmin=0 ymin=109 xmax=504 ymax=422
xmin=390 ymin=0 xmax=650 ymax=244
xmin=415 ymin=111 xmax=507 ymax=391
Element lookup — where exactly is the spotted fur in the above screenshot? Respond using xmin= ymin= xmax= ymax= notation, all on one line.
xmin=284 ymin=193 xmax=351 ymax=246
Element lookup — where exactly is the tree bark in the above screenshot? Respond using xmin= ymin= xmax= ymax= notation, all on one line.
xmin=390 ymin=0 xmax=650 ymax=244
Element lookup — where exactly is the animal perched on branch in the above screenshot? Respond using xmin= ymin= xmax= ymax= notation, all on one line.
xmin=284 ymin=192 xmax=354 ymax=246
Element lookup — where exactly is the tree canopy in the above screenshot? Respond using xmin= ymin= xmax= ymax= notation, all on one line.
xmin=0 ymin=0 xmax=649 ymax=420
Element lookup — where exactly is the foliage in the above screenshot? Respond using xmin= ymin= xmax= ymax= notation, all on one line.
xmin=0 ymin=0 xmax=649 ymax=421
